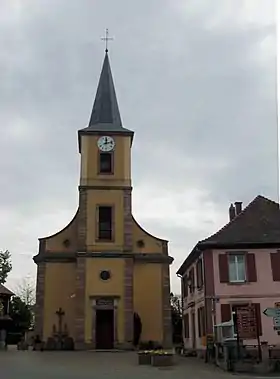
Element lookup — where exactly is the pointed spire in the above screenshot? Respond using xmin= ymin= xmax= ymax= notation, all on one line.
xmin=78 ymin=50 xmax=134 ymax=152
xmin=88 ymin=52 xmax=123 ymax=130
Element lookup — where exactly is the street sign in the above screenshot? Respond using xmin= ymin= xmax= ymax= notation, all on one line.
xmin=263 ymin=306 xmax=280 ymax=331
xmin=236 ymin=306 xmax=258 ymax=339
xmin=263 ymin=308 xmax=280 ymax=317
xmin=274 ymin=303 xmax=280 ymax=331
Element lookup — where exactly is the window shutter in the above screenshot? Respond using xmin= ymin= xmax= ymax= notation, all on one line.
xmin=196 ymin=259 xmax=203 ymax=289
xmin=219 ymin=254 xmax=229 ymax=283
xmin=197 ymin=307 xmax=205 ymax=337
xmin=201 ymin=307 xmax=206 ymax=336
xmin=184 ymin=313 xmax=189 ymax=338
xmin=253 ymin=303 xmax=262 ymax=336
xmin=182 ymin=276 xmax=188 ymax=297
xmin=188 ymin=268 xmax=194 ymax=293
xmin=246 ymin=253 xmax=257 ymax=282
xmin=196 ymin=262 xmax=200 ymax=289
xmin=200 ymin=259 xmax=204 ymax=287
xmin=197 ymin=308 xmax=201 ymax=337
xmin=221 ymin=304 xmax=231 ymax=322
xmin=191 ymin=267 xmax=195 ymax=292
xmin=270 ymin=252 xmax=280 ymax=281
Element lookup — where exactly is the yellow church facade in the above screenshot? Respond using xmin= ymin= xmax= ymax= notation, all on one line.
xmin=33 ymin=51 xmax=173 ymax=350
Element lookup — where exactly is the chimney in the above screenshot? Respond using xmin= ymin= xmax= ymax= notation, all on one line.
xmin=235 ymin=201 xmax=242 ymax=215
xmin=229 ymin=203 xmax=236 ymax=221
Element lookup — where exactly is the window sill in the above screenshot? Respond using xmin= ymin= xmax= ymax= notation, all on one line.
xmin=228 ymin=280 xmax=247 ymax=285
xmin=96 ymin=239 xmax=114 ymax=243
xmin=97 ymin=172 xmax=114 ymax=175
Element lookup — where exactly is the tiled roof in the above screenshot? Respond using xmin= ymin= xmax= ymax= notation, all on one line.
xmin=0 ymin=284 xmax=14 ymax=296
xmin=200 ymin=195 xmax=280 ymax=246
xmin=177 ymin=195 xmax=280 ymax=275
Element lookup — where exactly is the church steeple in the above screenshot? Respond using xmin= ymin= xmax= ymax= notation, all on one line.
xmin=88 ymin=52 xmax=123 ymax=130
xmin=78 ymin=51 xmax=134 ymax=152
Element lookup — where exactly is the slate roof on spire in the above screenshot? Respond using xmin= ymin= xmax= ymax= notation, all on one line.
xmin=89 ymin=52 xmax=122 ymax=129
xmin=79 ymin=52 xmax=133 ymax=137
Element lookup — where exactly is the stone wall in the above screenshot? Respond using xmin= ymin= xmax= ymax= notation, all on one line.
xmin=34 ymin=262 xmax=46 ymax=338
xmin=75 ymin=257 xmax=86 ymax=349
xmin=162 ymin=262 xmax=172 ymax=348
xmin=123 ymin=258 xmax=134 ymax=348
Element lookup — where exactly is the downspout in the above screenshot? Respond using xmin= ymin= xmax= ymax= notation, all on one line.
xmin=176 ymin=273 xmax=183 ymax=312
xmin=176 ymin=273 xmax=183 ymax=351
xmin=202 ymin=250 xmax=209 ymax=363
xmin=202 ymin=251 xmax=208 ymax=333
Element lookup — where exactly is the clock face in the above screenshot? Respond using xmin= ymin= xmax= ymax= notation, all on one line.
xmin=97 ymin=136 xmax=115 ymax=152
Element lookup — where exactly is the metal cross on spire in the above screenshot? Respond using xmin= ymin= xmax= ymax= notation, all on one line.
xmin=101 ymin=28 xmax=113 ymax=53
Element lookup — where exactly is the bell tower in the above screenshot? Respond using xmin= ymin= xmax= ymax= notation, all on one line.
xmin=77 ymin=50 xmax=134 ymax=252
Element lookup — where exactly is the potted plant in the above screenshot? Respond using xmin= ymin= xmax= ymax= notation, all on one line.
xmin=151 ymin=350 xmax=174 ymax=367
xmin=138 ymin=350 xmax=153 ymax=365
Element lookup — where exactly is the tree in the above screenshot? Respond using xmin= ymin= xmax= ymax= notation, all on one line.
xmin=9 ymin=296 xmax=33 ymax=334
xmin=15 ymin=276 xmax=36 ymax=329
xmin=0 ymin=250 xmax=12 ymax=285
xmin=170 ymin=293 xmax=183 ymax=344
xmin=15 ymin=276 xmax=35 ymax=306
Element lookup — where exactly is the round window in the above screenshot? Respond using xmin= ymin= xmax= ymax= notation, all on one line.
xmin=100 ymin=270 xmax=111 ymax=281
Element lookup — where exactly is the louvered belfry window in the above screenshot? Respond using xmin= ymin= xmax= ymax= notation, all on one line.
xmin=98 ymin=206 xmax=113 ymax=241
xmin=99 ymin=152 xmax=113 ymax=174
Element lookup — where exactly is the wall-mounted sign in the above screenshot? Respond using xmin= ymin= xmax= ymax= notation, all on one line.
xmin=263 ymin=303 xmax=280 ymax=331
xmin=96 ymin=298 xmax=114 ymax=307
xmin=236 ymin=305 xmax=257 ymax=339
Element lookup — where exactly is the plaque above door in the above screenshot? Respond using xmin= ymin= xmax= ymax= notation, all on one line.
xmin=96 ymin=298 xmax=114 ymax=308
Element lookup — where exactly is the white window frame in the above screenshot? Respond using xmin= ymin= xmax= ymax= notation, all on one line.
xmin=228 ymin=254 xmax=246 ymax=283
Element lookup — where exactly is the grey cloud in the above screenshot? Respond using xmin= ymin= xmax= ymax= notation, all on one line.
xmin=0 ymin=0 xmax=277 ymax=292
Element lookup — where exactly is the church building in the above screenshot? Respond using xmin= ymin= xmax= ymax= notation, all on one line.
xmin=33 ymin=48 xmax=173 ymax=350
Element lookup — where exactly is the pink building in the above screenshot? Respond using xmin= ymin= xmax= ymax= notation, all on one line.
xmin=177 ymin=195 xmax=280 ymax=356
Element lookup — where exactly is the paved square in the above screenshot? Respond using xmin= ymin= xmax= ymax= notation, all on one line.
xmin=0 ymin=349 xmax=270 ymax=378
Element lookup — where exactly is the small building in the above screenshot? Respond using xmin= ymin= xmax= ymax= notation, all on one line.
xmin=0 ymin=284 xmax=14 ymax=347
xmin=33 ymin=49 xmax=173 ymax=350
xmin=177 ymin=195 xmax=280 ymax=356
xmin=0 ymin=284 xmax=13 ymax=316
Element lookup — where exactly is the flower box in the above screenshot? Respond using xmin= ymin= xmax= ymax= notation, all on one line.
xmin=138 ymin=351 xmax=152 ymax=365
xmin=151 ymin=353 xmax=173 ymax=367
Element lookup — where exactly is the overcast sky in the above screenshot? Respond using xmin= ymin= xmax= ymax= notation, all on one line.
xmin=0 ymin=0 xmax=277 ymax=294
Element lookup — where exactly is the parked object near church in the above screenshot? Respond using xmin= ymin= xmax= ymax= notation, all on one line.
xmin=138 ymin=351 xmax=153 ymax=365
xmin=137 ymin=349 xmax=174 ymax=366
xmin=151 ymin=350 xmax=174 ymax=367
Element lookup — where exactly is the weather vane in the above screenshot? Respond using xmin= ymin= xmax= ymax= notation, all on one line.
xmin=101 ymin=28 xmax=113 ymax=53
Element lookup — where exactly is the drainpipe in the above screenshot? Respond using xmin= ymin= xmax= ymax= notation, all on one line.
xmin=202 ymin=250 xmax=210 ymax=363
xmin=176 ymin=273 xmax=183 ymax=315
xmin=176 ymin=273 xmax=183 ymax=354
